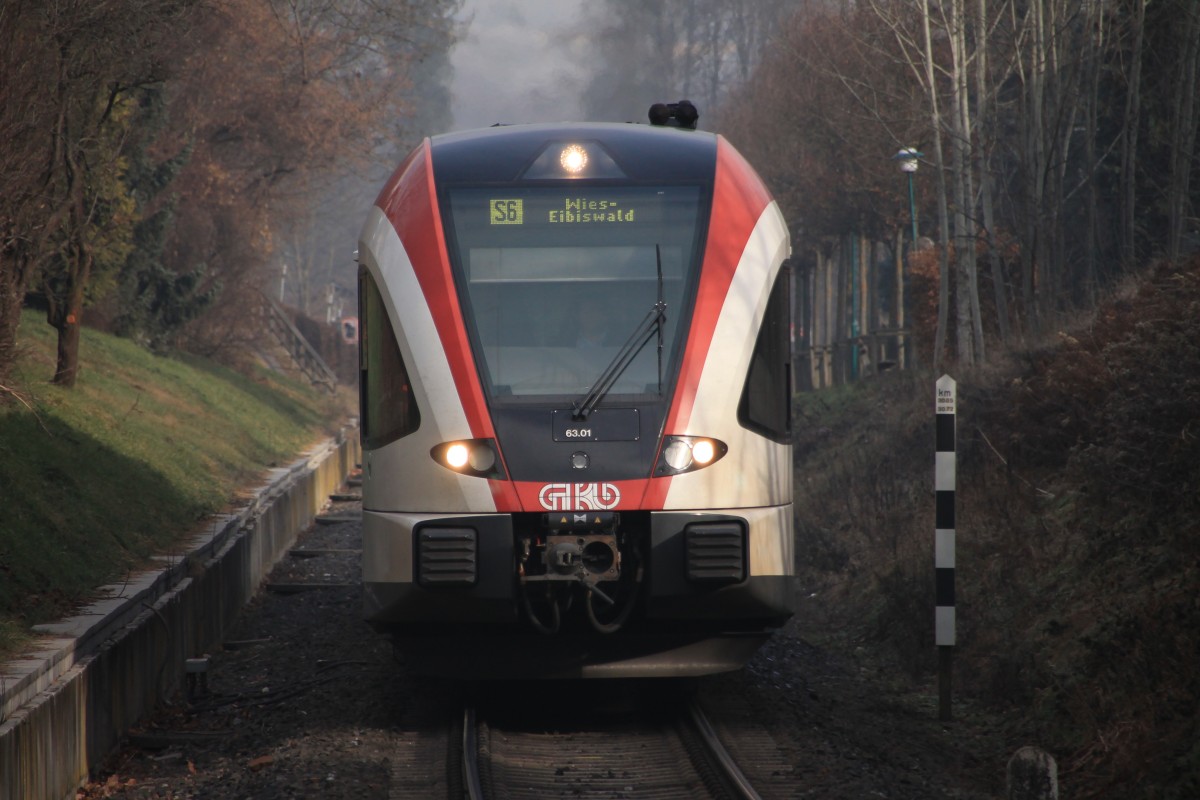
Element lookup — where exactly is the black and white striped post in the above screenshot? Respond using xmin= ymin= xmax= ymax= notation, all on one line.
xmin=935 ymin=374 xmax=956 ymax=720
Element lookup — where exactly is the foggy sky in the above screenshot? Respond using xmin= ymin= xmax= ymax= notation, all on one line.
xmin=449 ymin=0 xmax=586 ymax=131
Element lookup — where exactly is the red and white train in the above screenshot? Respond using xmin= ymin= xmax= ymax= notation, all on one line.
xmin=357 ymin=106 xmax=795 ymax=677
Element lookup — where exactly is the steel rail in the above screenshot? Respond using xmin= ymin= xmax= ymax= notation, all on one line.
xmin=461 ymin=705 xmax=485 ymax=800
xmin=687 ymin=700 xmax=764 ymax=800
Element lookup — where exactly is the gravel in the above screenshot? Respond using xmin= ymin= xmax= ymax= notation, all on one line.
xmin=78 ymin=492 xmax=1006 ymax=799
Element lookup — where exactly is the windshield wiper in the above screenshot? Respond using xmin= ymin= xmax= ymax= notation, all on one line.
xmin=572 ymin=246 xmax=667 ymax=420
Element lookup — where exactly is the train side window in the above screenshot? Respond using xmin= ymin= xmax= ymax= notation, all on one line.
xmin=738 ymin=267 xmax=792 ymax=442
xmin=359 ymin=268 xmax=420 ymax=448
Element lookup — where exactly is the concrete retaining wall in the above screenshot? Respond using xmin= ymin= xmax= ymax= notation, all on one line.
xmin=0 ymin=426 xmax=360 ymax=800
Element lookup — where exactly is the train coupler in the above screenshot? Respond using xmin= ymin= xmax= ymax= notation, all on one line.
xmin=517 ymin=511 xmax=643 ymax=633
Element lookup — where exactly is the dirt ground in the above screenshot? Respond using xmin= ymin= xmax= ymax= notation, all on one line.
xmin=78 ymin=495 xmax=1013 ymax=800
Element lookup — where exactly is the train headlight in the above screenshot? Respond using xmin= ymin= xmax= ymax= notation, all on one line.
xmin=431 ymin=439 xmax=506 ymax=479
xmin=445 ymin=443 xmax=470 ymax=468
xmin=662 ymin=440 xmax=693 ymax=471
xmin=468 ymin=445 xmax=496 ymax=472
xmin=560 ymin=144 xmax=588 ymax=174
xmin=655 ymin=436 xmax=727 ymax=476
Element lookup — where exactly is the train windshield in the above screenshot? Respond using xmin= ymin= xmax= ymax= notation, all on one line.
xmin=444 ymin=185 xmax=705 ymax=401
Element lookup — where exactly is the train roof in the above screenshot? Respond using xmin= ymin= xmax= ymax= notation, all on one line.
xmin=427 ymin=122 xmax=719 ymax=184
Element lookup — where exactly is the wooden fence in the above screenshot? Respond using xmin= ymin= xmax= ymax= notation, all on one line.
xmin=794 ymin=231 xmax=915 ymax=390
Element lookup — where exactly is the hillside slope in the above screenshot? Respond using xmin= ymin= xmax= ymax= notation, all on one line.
xmin=0 ymin=311 xmax=351 ymax=656
xmin=793 ymin=257 xmax=1200 ymax=799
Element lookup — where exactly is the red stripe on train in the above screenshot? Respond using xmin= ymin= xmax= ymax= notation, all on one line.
xmin=377 ymin=142 xmax=495 ymax=443
xmin=640 ymin=137 xmax=775 ymax=509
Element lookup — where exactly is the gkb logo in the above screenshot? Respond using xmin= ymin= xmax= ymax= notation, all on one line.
xmin=538 ymin=482 xmax=620 ymax=511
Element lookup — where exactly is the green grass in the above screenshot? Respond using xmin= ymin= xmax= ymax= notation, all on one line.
xmin=0 ymin=310 xmax=349 ymax=657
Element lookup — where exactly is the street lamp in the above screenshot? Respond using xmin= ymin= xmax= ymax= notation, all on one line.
xmin=891 ymin=147 xmax=922 ymax=372
xmin=893 ymin=147 xmax=922 ymax=246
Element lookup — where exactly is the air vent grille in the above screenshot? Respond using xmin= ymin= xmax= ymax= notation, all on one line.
xmin=685 ymin=523 xmax=746 ymax=583
xmin=417 ymin=527 xmax=478 ymax=586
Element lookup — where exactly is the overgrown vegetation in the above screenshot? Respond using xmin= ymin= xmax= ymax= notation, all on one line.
xmin=721 ymin=0 xmax=1200 ymax=368
xmin=0 ymin=0 xmax=460 ymax=392
xmin=794 ymin=257 xmax=1200 ymax=800
xmin=0 ymin=311 xmax=349 ymax=658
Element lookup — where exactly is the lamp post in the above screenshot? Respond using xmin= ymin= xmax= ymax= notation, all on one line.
xmin=894 ymin=147 xmax=922 ymax=246
xmin=893 ymin=147 xmax=922 ymax=371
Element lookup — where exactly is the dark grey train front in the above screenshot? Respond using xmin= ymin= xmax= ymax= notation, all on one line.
xmin=356 ymin=119 xmax=795 ymax=677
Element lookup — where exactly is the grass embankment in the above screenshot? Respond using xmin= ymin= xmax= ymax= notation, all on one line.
xmin=794 ymin=258 xmax=1200 ymax=799
xmin=0 ymin=310 xmax=350 ymax=658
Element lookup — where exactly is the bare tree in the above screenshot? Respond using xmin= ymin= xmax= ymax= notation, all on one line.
xmin=0 ymin=4 xmax=59 ymax=393
xmin=946 ymin=0 xmax=984 ymax=364
xmin=974 ymin=0 xmax=1012 ymax=343
xmin=711 ymin=0 xmax=1196 ymax=379
xmin=1118 ymin=0 xmax=1147 ymax=271
xmin=0 ymin=0 xmax=190 ymax=389
xmin=917 ymin=0 xmax=955 ymax=366
xmin=1166 ymin=1 xmax=1200 ymax=260
xmin=129 ymin=0 xmax=459 ymax=357
xmin=0 ymin=0 xmax=460 ymax=389
xmin=576 ymin=0 xmax=803 ymax=126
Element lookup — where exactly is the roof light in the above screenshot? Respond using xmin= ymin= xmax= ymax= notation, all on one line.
xmin=521 ymin=141 xmax=627 ymax=180
xmin=560 ymin=144 xmax=588 ymax=174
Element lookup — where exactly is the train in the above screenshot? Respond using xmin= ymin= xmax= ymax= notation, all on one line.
xmin=356 ymin=103 xmax=795 ymax=678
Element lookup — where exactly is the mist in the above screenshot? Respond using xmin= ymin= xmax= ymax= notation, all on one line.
xmin=449 ymin=0 xmax=586 ymax=131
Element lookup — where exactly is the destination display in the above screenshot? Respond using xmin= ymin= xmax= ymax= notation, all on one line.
xmin=479 ymin=188 xmax=682 ymax=228
xmin=491 ymin=197 xmax=639 ymax=225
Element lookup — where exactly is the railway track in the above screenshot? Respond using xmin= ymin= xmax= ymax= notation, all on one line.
xmin=74 ymin=484 xmax=991 ymax=800
xmin=442 ymin=695 xmax=763 ymax=800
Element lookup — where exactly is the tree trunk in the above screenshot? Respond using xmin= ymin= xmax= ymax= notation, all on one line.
xmin=1049 ymin=0 xmax=1084 ymax=308
xmin=47 ymin=227 xmax=92 ymax=387
xmin=1082 ymin=0 xmax=1104 ymax=304
xmin=0 ymin=191 xmax=74 ymax=391
xmin=949 ymin=0 xmax=984 ymax=365
xmin=1026 ymin=0 xmax=1049 ymax=332
xmin=52 ymin=303 xmax=84 ymax=387
xmin=681 ymin=0 xmax=697 ymax=100
xmin=1167 ymin=0 xmax=1200 ymax=260
xmin=974 ymin=0 xmax=1010 ymax=344
xmin=0 ymin=250 xmax=33 ymax=393
xmin=1119 ymin=0 xmax=1146 ymax=270
xmin=921 ymin=0 xmax=952 ymax=368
